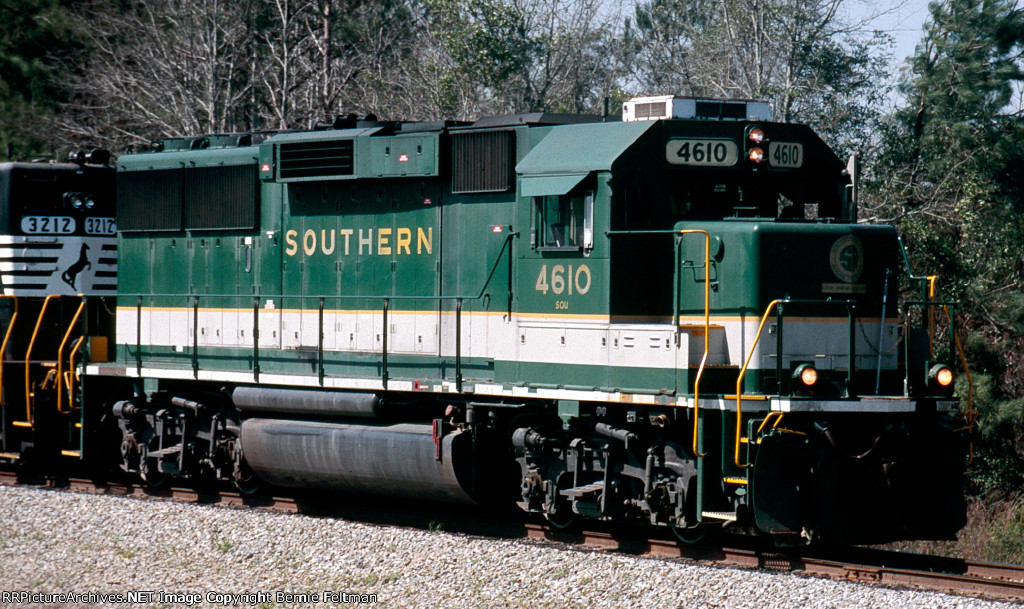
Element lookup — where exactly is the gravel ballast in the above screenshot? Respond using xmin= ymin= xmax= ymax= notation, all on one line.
xmin=0 ymin=484 xmax=1016 ymax=608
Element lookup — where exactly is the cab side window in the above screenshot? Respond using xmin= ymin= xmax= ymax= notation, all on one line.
xmin=535 ymin=191 xmax=593 ymax=251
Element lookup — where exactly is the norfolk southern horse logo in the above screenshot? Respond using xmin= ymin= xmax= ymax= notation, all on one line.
xmin=62 ymin=243 xmax=91 ymax=289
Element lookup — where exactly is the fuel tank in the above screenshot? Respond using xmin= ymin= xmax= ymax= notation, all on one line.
xmin=239 ymin=418 xmax=478 ymax=503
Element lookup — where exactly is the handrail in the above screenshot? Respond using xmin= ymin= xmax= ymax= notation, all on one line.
xmin=67 ymin=336 xmax=86 ymax=407
xmin=23 ymin=295 xmax=60 ymax=425
xmin=0 ymin=296 xmax=18 ymax=418
xmin=929 ymin=279 xmax=976 ymax=430
xmin=607 ymin=228 xmax=712 ymax=458
xmin=733 ymin=298 xmax=857 ymax=469
xmin=927 ymin=275 xmax=938 ymax=358
xmin=734 ymin=299 xmax=782 ymax=469
xmin=756 ymin=412 xmax=785 ymax=434
xmin=56 ymin=297 xmax=87 ymax=415
xmin=897 ymin=235 xmax=941 ymax=352
xmin=676 ymin=230 xmax=711 ymax=459
xmin=900 ymin=238 xmax=976 ymax=446
xmin=117 ymin=231 xmax=519 ymax=387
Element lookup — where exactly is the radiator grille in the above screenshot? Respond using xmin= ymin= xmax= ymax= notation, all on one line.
xmin=118 ymin=169 xmax=181 ymax=231
xmin=279 ymin=139 xmax=354 ymax=179
xmin=118 ymin=165 xmax=257 ymax=232
xmin=634 ymin=101 xmax=669 ymax=120
xmin=452 ymin=131 xmax=514 ymax=194
xmin=183 ymin=165 xmax=257 ymax=230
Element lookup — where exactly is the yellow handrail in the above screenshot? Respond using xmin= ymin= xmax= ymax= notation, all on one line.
xmin=56 ymin=297 xmax=86 ymax=415
xmin=0 ymin=295 xmax=18 ymax=417
xmin=67 ymin=336 xmax=86 ymax=409
xmin=756 ymin=412 xmax=785 ymax=435
xmin=24 ymin=295 xmax=59 ymax=423
xmin=927 ymin=275 xmax=938 ymax=359
xmin=734 ymin=299 xmax=783 ymax=468
xmin=677 ymin=229 xmax=711 ymax=459
xmin=927 ymin=278 xmax=977 ymax=462
xmin=926 ymin=278 xmax=976 ymax=427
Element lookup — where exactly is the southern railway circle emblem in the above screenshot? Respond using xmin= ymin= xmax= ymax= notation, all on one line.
xmin=829 ymin=235 xmax=864 ymax=283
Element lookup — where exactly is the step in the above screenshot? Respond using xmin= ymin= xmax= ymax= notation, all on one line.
xmin=560 ymin=481 xmax=605 ymax=498
xmin=61 ymin=450 xmax=81 ymax=458
xmin=701 ymin=510 xmax=738 ymax=522
xmin=11 ymin=421 xmax=32 ymax=429
xmin=722 ymin=477 xmax=748 ymax=486
xmin=0 ymin=451 xmax=20 ymax=461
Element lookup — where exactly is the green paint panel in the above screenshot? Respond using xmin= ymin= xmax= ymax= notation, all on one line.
xmin=368 ymin=135 xmax=438 ymax=177
xmin=516 ymin=121 xmax=654 ymax=175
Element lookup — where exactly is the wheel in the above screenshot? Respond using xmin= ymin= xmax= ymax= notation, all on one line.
xmin=672 ymin=523 xmax=715 ymax=545
xmin=232 ymin=458 xmax=263 ymax=495
xmin=544 ymin=481 xmax=577 ymax=529
xmin=140 ymin=461 xmax=167 ymax=488
xmin=139 ymin=440 xmax=167 ymax=488
xmin=544 ymin=505 xmax=577 ymax=529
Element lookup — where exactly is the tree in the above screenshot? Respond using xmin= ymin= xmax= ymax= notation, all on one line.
xmin=0 ymin=0 xmax=81 ymax=159
xmin=418 ymin=0 xmax=624 ymax=118
xmin=56 ymin=0 xmax=424 ymax=148
xmin=863 ymin=0 xmax=1024 ymax=494
xmin=625 ymin=0 xmax=892 ymax=150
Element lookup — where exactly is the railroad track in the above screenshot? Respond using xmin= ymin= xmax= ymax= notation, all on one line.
xmin=4 ymin=470 xmax=1023 ymax=603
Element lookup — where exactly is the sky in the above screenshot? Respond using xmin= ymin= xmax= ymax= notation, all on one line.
xmin=852 ymin=0 xmax=932 ymax=65
xmin=842 ymin=0 xmax=933 ymax=106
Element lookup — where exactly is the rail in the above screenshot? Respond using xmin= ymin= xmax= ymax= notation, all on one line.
xmin=676 ymin=230 xmax=711 ymax=458
xmin=607 ymin=228 xmax=712 ymax=458
xmin=56 ymin=297 xmax=87 ymax=415
xmin=0 ymin=296 xmax=17 ymax=424
xmin=734 ymin=298 xmax=856 ymax=468
xmin=899 ymin=237 xmax=976 ymax=432
xmin=124 ymin=232 xmax=518 ymax=391
xmin=8 ymin=295 xmax=90 ymax=425
xmin=22 ymin=295 xmax=60 ymax=425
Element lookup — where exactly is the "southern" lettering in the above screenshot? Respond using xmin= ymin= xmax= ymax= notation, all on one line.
xmin=285 ymin=227 xmax=433 ymax=258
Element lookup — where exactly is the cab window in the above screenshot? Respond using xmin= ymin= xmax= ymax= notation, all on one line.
xmin=535 ymin=191 xmax=593 ymax=251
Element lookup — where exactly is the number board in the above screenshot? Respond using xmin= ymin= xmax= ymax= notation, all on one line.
xmin=21 ymin=216 xmax=76 ymax=235
xmin=666 ymin=139 xmax=738 ymax=167
xmin=768 ymin=142 xmax=803 ymax=168
xmin=85 ymin=217 xmax=117 ymax=236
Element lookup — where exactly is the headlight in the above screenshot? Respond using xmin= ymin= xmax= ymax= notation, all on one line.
xmin=63 ymin=192 xmax=84 ymax=209
xmin=748 ymin=147 xmax=765 ymax=163
xmin=793 ymin=364 xmax=818 ymax=388
xmin=747 ymin=127 xmax=765 ymax=145
xmin=928 ymin=363 xmax=955 ymax=391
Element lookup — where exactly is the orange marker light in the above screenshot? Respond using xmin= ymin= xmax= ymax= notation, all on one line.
xmin=936 ymin=367 xmax=954 ymax=387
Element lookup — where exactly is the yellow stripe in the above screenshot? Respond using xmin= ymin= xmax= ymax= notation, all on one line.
xmin=116 ymin=306 xmax=896 ymax=325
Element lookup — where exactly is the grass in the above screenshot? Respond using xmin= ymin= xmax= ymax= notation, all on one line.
xmin=212 ymin=535 xmax=234 ymax=554
xmin=884 ymin=495 xmax=1024 ymax=563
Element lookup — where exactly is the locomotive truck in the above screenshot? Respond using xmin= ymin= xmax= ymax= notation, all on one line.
xmin=5 ymin=97 xmax=969 ymax=546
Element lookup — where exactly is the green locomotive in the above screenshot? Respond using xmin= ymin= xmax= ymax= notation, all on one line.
xmin=67 ymin=97 xmax=971 ymax=545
